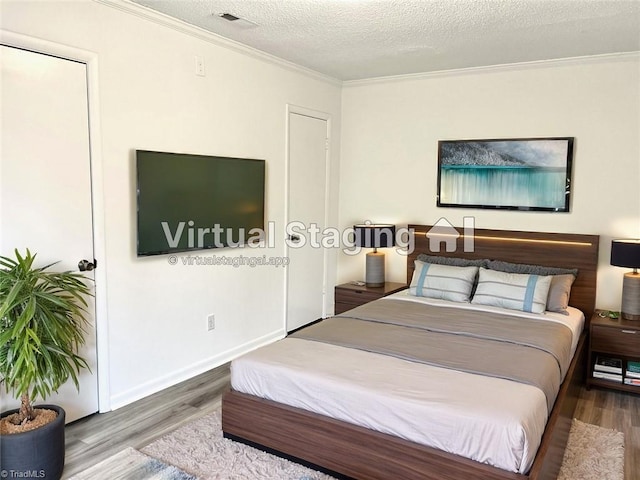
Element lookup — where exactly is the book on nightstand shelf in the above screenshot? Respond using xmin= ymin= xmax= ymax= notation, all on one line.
xmin=593 ymin=371 xmax=623 ymax=383
xmin=593 ymin=356 xmax=623 ymax=374
xmin=627 ymin=361 xmax=640 ymax=378
xmin=623 ymin=377 xmax=640 ymax=386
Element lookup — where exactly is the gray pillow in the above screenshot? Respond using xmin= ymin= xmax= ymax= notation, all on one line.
xmin=546 ymin=274 xmax=577 ymax=315
xmin=417 ymin=254 xmax=488 ymax=268
xmin=487 ymin=260 xmax=578 ymax=315
xmin=486 ymin=260 xmax=578 ymax=277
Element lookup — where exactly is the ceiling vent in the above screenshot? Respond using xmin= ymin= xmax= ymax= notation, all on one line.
xmin=218 ymin=13 xmax=240 ymax=21
xmin=214 ymin=12 xmax=258 ymax=28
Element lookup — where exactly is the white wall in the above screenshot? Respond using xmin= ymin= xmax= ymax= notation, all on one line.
xmin=339 ymin=56 xmax=640 ymax=311
xmin=3 ymin=0 xmax=638 ymax=411
xmin=1 ymin=0 xmax=341 ymax=409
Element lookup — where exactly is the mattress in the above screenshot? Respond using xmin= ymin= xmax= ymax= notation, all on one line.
xmin=230 ymin=296 xmax=584 ymax=474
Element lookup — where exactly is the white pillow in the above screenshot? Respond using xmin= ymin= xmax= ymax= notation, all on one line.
xmin=409 ymin=261 xmax=479 ymax=303
xmin=471 ymin=268 xmax=552 ymax=314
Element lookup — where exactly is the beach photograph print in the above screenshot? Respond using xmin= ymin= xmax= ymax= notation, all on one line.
xmin=437 ymin=137 xmax=574 ymax=211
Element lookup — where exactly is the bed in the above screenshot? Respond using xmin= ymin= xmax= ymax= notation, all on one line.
xmin=222 ymin=226 xmax=599 ymax=480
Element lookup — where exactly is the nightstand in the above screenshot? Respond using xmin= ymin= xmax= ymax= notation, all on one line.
xmin=334 ymin=282 xmax=407 ymax=315
xmin=587 ymin=310 xmax=640 ymax=394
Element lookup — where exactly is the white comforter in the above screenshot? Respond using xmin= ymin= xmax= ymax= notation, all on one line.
xmin=231 ymin=294 xmax=584 ymax=474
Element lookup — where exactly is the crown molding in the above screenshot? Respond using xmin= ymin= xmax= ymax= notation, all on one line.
xmin=343 ymin=51 xmax=640 ymax=87
xmin=93 ymin=0 xmax=638 ymax=89
xmin=93 ymin=0 xmax=342 ymax=87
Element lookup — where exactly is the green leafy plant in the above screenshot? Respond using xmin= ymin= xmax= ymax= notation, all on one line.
xmin=0 ymin=249 xmax=91 ymax=425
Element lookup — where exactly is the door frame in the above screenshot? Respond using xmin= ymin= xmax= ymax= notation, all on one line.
xmin=284 ymin=105 xmax=332 ymax=330
xmin=1 ymin=30 xmax=111 ymax=413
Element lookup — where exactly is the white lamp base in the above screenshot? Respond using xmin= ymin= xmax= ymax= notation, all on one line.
xmin=621 ymin=272 xmax=640 ymax=320
xmin=365 ymin=251 xmax=385 ymax=287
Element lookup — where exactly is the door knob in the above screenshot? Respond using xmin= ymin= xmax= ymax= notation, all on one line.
xmin=78 ymin=259 xmax=97 ymax=271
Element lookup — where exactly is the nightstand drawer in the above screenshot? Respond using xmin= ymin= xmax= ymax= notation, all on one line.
xmin=336 ymin=289 xmax=381 ymax=305
xmin=334 ymin=282 xmax=407 ymax=316
xmin=591 ymin=325 xmax=640 ymax=356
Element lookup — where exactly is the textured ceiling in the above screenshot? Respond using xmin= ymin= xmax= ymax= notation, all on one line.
xmin=129 ymin=0 xmax=640 ymax=81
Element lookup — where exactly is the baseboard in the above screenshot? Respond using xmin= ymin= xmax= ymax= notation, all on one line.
xmin=109 ymin=328 xmax=285 ymax=410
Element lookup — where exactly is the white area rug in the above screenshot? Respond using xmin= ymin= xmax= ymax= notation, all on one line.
xmin=142 ymin=411 xmax=624 ymax=480
xmin=76 ymin=411 xmax=624 ymax=480
xmin=558 ymin=418 xmax=624 ymax=480
xmin=141 ymin=410 xmax=332 ymax=480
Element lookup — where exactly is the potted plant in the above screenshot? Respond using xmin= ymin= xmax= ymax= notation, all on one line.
xmin=0 ymin=249 xmax=91 ymax=480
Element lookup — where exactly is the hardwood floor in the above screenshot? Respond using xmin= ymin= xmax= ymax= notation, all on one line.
xmin=574 ymin=386 xmax=640 ymax=480
xmin=62 ymin=364 xmax=230 ymax=479
xmin=63 ymin=364 xmax=640 ymax=479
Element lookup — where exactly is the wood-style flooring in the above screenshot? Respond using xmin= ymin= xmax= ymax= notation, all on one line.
xmin=62 ymin=365 xmax=229 ymax=479
xmin=574 ymin=386 xmax=639 ymax=480
xmin=63 ymin=363 xmax=640 ymax=479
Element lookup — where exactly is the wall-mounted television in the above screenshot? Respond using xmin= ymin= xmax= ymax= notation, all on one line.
xmin=136 ymin=150 xmax=266 ymax=256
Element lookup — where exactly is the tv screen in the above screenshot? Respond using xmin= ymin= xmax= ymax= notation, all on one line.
xmin=136 ymin=150 xmax=266 ymax=256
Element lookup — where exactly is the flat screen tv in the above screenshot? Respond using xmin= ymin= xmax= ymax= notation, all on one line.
xmin=136 ymin=150 xmax=266 ymax=256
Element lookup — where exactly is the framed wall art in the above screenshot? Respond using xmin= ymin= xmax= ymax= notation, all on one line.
xmin=437 ymin=137 xmax=574 ymax=212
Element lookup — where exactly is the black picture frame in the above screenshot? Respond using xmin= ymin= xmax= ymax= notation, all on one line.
xmin=436 ymin=137 xmax=574 ymax=212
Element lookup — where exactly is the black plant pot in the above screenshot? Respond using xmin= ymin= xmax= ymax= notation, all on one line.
xmin=0 ymin=404 xmax=65 ymax=480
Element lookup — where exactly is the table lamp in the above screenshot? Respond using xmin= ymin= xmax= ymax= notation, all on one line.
xmin=610 ymin=239 xmax=640 ymax=320
xmin=354 ymin=224 xmax=395 ymax=287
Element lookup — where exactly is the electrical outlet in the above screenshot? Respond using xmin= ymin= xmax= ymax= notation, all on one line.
xmin=195 ymin=56 xmax=205 ymax=77
xmin=207 ymin=314 xmax=215 ymax=331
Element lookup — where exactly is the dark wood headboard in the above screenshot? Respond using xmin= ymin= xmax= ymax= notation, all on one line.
xmin=407 ymin=225 xmax=600 ymax=321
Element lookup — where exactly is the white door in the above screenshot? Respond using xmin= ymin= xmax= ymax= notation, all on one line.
xmin=286 ymin=111 xmax=329 ymax=332
xmin=0 ymin=45 xmax=98 ymax=423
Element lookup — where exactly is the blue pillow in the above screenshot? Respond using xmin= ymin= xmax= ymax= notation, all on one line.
xmin=471 ymin=268 xmax=552 ymax=314
xmin=409 ymin=261 xmax=479 ymax=303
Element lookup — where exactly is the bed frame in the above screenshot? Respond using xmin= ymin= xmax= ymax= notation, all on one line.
xmin=222 ymin=227 xmax=600 ymax=480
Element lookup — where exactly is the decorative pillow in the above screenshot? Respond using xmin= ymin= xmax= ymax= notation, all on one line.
xmin=487 ymin=260 xmax=577 ymax=314
xmin=409 ymin=261 xmax=479 ymax=303
xmin=416 ymin=254 xmax=488 ymax=268
xmin=471 ymin=268 xmax=553 ymax=314
xmin=545 ymin=274 xmax=576 ymax=315
xmin=486 ymin=260 xmax=578 ymax=277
